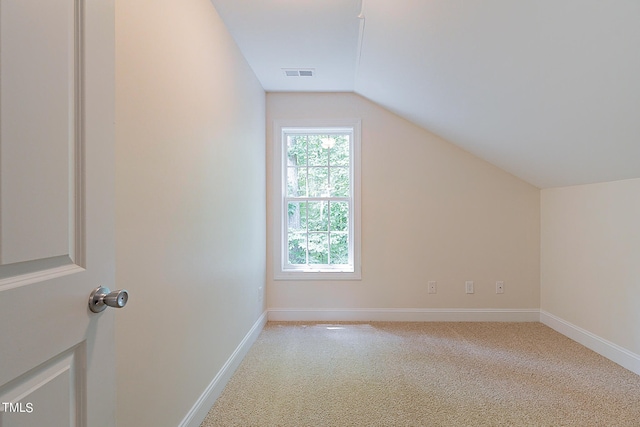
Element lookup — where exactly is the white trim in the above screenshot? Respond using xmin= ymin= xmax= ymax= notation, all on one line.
xmin=178 ymin=311 xmax=267 ymax=427
xmin=540 ymin=310 xmax=640 ymax=376
xmin=272 ymin=119 xmax=362 ymax=281
xmin=0 ymin=262 xmax=84 ymax=292
xmin=268 ymin=308 xmax=540 ymax=322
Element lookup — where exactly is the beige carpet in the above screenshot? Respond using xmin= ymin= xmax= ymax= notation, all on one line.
xmin=201 ymin=322 xmax=640 ymax=426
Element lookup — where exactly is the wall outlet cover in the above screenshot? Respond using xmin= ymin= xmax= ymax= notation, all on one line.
xmin=465 ymin=281 xmax=474 ymax=294
xmin=428 ymin=281 xmax=437 ymax=294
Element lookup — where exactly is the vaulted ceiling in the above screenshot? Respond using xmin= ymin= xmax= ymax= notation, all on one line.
xmin=210 ymin=0 xmax=640 ymax=188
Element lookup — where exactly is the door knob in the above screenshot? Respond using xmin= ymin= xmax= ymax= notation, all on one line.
xmin=88 ymin=286 xmax=129 ymax=313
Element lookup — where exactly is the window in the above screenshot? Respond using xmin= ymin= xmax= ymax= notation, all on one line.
xmin=273 ymin=120 xmax=361 ymax=280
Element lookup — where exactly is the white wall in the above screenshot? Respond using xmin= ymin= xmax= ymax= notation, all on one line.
xmin=115 ymin=1 xmax=265 ymax=426
xmin=267 ymin=93 xmax=540 ymax=320
xmin=541 ymin=179 xmax=640 ymax=356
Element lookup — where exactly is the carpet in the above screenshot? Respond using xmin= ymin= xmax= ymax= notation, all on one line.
xmin=201 ymin=322 xmax=640 ymax=426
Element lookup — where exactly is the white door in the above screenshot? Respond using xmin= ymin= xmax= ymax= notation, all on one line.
xmin=0 ymin=0 xmax=116 ymax=426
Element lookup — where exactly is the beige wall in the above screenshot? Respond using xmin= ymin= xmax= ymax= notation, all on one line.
xmin=541 ymin=178 xmax=640 ymax=355
xmin=115 ymin=1 xmax=265 ymax=426
xmin=267 ymin=93 xmax=540 ymax=315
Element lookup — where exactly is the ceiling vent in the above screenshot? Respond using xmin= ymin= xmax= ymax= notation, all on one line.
xmin=282 ymin=68 xmax=315 ymax=77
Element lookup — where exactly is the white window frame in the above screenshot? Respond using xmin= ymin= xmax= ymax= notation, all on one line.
xmin=273 ymin=119 xmax=361 ymax=280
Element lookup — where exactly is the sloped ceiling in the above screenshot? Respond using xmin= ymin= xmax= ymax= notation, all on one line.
xmin=210 ymin=0 xmax=640 ymax=188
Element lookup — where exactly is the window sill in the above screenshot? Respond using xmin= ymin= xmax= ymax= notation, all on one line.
xmin=274 ymin=269 xmax=361 ymax=281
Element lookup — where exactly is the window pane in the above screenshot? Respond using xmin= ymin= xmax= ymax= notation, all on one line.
xmin=330 ymin=134 xmax=349 ymax=166
xmin=287 ymin=135 xmax=307 ymax=166
xmin=308 ymin=233 xmax=328 ymax=264
xmin=279 ymin=124 xmax=358 ymax=276
xmin=288 ymin=232 xmax=307 ymax=264
xmin=330 ymin=233 xmax=349 ymax=264
xmin=330 ymin=167 xmax=350 ymax=197
xmin=287 ymin=167 xmax=307 ymax=197
xmin=307 ymin=201 xmax=328 ymax=231
xmin=307 ymin=135 xmax=329 ymax=166
xmin=308 ymin=167 xmax=329 ymax=197
xmin=329 ymin=202 xmax=349 ymax=231
xmin=287 ymin=201 xmax=306 ymax=231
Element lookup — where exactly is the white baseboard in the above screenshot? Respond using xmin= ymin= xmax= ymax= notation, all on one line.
xmin=268 ymin=308 xmax=540 ymax=322
xmin=179 ymin=311 xmax=267 ymax=427
xmin=540 ymin=310 xmax=640 ymax=376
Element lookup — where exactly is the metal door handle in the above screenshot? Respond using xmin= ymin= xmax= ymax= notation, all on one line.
xmin=88 ymin=286 xmax=129 ymax=313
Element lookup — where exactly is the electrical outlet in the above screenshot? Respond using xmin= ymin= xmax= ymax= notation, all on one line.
xmin=496 ymin=281 xmax=504 ymax=294
xmin=465 ymin=281 xmax=474 ymax=294
xmin=428 ymin=281 xmax=437 ymax=294
xmin=258 ymin=286 xmax=264 ymax=302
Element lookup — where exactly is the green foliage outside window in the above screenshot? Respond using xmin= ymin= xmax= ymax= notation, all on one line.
xmin=285 ymin=133 xmax=351 ymax=266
